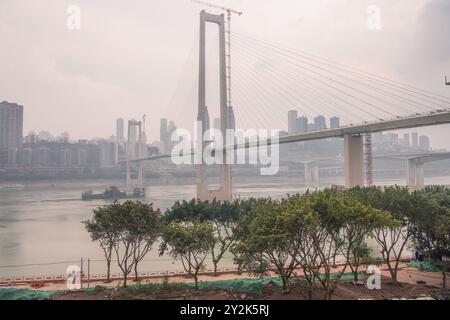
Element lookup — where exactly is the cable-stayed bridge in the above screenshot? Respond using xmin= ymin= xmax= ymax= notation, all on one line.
xmin=123 ymin=10 xmax=450 ymax=201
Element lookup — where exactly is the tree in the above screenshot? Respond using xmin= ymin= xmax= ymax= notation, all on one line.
xmin=349 ymin=186 xmax=419 ymax=282
xmin=165 ymin=198 xmax=242 ymax=275
xmin=412 ymin=189 xmax=450 ymax=289
xmin=86 ymin=201 xmax=162 ymax=287
xmin=83 ymin=205 xmax=117 ymax=282
xmin=329 ymin=192 xmax=389 ymax=282
xmin=232 ymin=198 xmax=303 ymax=294
xmin=161 ymin=220 xmax=215 ymax=289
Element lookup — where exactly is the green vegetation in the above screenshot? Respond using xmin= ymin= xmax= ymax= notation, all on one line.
xmin=85 ymin=186 xmax=450 ymax=295
xmin=83 ymin=201 xmax=162 ymax=287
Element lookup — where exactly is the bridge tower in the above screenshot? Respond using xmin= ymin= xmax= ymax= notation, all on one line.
xmin=197 ymin=10 xmax=232 ymax=201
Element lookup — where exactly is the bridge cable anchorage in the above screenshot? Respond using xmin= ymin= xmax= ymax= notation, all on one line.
xmin=234 ymin=37 xmax=433 ymax=119
xmin=235 ymin=31 xmax=450 ymax=105
xmin=234 ymin=38 xmax=390 ymax=123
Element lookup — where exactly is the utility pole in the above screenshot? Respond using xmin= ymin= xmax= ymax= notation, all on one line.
xmin=191 ymin=0 xmax=242 ymax=108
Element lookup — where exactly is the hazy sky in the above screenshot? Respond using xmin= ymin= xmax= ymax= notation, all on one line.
xmin=1 ymin=0 xmax=449 ymax=148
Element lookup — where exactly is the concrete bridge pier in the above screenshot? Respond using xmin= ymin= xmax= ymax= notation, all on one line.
xmin=304 ymin=162 xmax=319 ymax=188
xmin=407 ymin=159 xmax=425 ymax=187
xmin=344 ymin=134 xmax=365 ymax=188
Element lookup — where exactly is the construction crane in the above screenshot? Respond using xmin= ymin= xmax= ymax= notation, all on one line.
xmin=191 ymin=0 xmax=243 ymax=108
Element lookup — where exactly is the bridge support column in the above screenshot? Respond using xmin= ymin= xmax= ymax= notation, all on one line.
xmin=312 ymin=165 xmax=319 ymax=188
xmin=407 ymin=159 xmax=417 ymax=187
xmin=344 ymin=134 xmax=364 ymax=188
xmin=416 ymin=163 xmax=424 ymax=187
xmin=304 ymin=162 xmax=319 ymax=188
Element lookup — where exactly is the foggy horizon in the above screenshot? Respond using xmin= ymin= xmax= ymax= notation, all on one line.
xmin=1 ymin=0 xmax=449 ymax=148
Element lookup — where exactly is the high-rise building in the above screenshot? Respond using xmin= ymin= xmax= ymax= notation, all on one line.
xmin=411 ymin=132 xmax=419 ymax=150
xmin=314 ymin=115 xmax=327 ymax=131
xmin=160 ymin=118 xmax=168 ymax=153
xmin=128 ymin=120 xmax=139 ymax=144
xmin=99 ymin=140 xmax=118 ymax=168
xmin=116 ymin=118 xmax=125 ymax=143
xmin=288 ymin=110 xmax=298 ymax=135
xmin=330 ymin=116 xmax=340 ymax=129
xmin=297 ymin=116 xmax=308 ymax=133
xmin=419 ymin=135 xmax=430 ymax=151
xmin=0 ymin=101 xmax=24 ymax=165
xmin=403 ymin=133 xmax=410 ymax=148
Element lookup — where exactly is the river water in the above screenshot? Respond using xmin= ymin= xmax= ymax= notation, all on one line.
xmin=1 ymin=175 xmax=449 ymax=277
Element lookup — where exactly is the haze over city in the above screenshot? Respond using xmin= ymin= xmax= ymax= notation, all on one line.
xmin=1 ymin=0 xmax=449 ymax=148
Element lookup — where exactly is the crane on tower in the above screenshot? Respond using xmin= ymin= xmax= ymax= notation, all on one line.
xmin=191 ymin=0 xmax=243 ymax=107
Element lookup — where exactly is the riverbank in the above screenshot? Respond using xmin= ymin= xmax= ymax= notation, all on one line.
xmin=2 ymin=264 xmax=448 ymax=300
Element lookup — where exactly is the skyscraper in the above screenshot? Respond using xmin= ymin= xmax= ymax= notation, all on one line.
xmin=0 ymin=101 xmax=23 ymax=165
xmin=403 ymin=133 xmax=410 ymax=148
xmin=297 ymin=116 xmax=308 ymax=133
xmin=419 ymin=135 xmax=430 ymax=151
xmin=330 ymin=116 xmax=340 ymax=129
xmin=314 ymin=115 xmax=327 ymax=131
xmin=116 ymin=118 xmax=125 ymax=143
xmin=411 ymin=132 xmax=419 ymax=150
xmin=288 ymin=110 xmax=298 ymax=135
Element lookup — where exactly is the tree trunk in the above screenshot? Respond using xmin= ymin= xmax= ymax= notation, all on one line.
xmin=134 ymin=262 xmax=139 ymax=281
xmin=123 ymin=274 xmax=127 ymax=288
xmin=213 ymin=261 xmax=218 ymax=276
xmin=281 ymin=276 xmax=288 ymax=295
xmin=443 ymin=272 xmax=446 ymax=289
xmin=194 ymin=272 xmax=199 ymax=290
xmin=106 ymin=259 xmax=111 ymax=282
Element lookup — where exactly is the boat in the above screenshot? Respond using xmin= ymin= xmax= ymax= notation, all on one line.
xmin=0 ymin=184 xmax=25 ymax=191
xmin=82 ymin=186 xmax=145 ymax=200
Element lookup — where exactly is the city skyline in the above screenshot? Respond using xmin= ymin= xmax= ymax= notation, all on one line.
xmin=1 ymin=1 xmax=449 ymax=149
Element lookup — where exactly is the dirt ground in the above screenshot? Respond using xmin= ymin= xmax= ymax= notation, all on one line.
xmin=49 ymin=266 xmax=449 ymax=300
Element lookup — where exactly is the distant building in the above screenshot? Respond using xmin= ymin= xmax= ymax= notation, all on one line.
xmin=403 ymin=133 xmax=410 ymax=148
xmin=128 ymin=120 xmax=139 ymax=144
xmin=288 ymin=110 xmax=298 ymax=135
xmin=38 ymin=130 xmax=53 ymax=142
xmin=160 ymin=118 xmax=169 ymax=153
xmin=314 ymin=115 xmax=327 ymax=131
xmin=297 ymin=116 xmax=308 ymax=133
xmin=99 ymin=140 xmax=118 ymax=168
xmin=116 ymin=118 xmax=125 ymax=143
xmin=0 ymin=101 xmax=24 ymax=165
xmin=411 ymin=132 xmax=419 ymax=150
xmin=419 ymin=135 xmax=430 ymax=151
xmin=330 ymin=116 xmax=340 ymax=129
